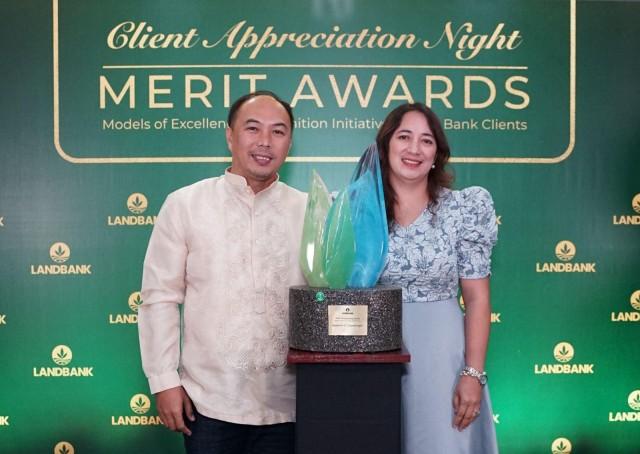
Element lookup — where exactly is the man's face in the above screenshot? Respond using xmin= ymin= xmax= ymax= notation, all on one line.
xmin=226 ymin=96 xmax=292 ymax=193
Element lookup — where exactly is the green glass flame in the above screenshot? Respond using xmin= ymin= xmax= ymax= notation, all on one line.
xmin=322 ymin=188 xmax=356 ymax=289
xmin=299 ymin=171 xmax=331 ymax=287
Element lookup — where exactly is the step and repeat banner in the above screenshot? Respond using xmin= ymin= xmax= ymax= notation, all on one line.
xmin=1 ymin=0 xmax=639 ymax=452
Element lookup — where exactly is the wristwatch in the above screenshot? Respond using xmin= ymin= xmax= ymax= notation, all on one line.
xmin=460 ymin=366 xmax=488 ymax=386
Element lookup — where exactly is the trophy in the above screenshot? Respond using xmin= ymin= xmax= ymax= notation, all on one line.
xmin=289 ymin=144 xmax=402 ymax=352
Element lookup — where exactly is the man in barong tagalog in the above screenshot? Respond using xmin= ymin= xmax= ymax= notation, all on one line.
xmin=138 ymin=91 xmax=307 ymax=454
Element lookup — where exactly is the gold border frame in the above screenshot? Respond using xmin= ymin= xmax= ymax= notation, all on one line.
xmin=53 ymin=0 xmax=576 ymax=164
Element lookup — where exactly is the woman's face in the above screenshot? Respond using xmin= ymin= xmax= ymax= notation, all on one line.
xmin=387 ymin=111 xmax=437 ymax=186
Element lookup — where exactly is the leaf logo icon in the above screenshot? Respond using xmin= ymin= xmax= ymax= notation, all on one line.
xmin=628 ymin=390 xmax=640 ymax=411
xmin=632 ymin=194 xmax=640 ymax=214
xmin=555 ymin=241 xmax=576 ymax=262
xmin=553 ymin=342 xmax=574 ymax=363
xmin=54 ymin=441 xmax=74 ymax=454
xmin=130 ymin=393 xmax=151 ymax=414
xmin=315 ymin=291 xmax=325 ymax=302
xmin=551 ymin=437 xmax=572 ymax=453
xmin=630 ymin=290 xmax=640 ymax=311
xmin=128 ymin=291 xmax=143 ymax=312
xmin=51 ymin=345 xmax=73 ymax=366
xmin=49 ymin=242 xmax=71 ymax=263
xmin=127 ymin=193 xmax=148 ymax=214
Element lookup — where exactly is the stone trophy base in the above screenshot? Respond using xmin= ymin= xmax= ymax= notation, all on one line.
xmin=289 ymin=285 xmax=402 ymax=352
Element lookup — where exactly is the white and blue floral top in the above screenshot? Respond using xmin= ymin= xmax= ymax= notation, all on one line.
xmin=379 ymin=186 xmax=498 ymax=303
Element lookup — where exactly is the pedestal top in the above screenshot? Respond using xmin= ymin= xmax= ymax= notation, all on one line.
xmin=287 ymin=344 xmax=410 ymax=364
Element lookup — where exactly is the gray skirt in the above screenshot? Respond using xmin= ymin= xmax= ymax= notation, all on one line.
xmin=402 ymin=298 xmax=499 ymax=454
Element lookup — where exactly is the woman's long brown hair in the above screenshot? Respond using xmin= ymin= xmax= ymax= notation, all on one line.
xmin=376 ymin=103 xmax=453 ymax=227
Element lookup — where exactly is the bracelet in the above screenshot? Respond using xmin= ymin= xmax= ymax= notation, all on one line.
xmin=460 ymin=365 xmax=488 ymax=386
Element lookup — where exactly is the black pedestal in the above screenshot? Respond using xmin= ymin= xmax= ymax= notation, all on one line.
xmin=288 ymin=348 xmax=410 ymax=454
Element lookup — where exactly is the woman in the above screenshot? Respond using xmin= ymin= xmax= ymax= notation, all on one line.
xmin=376 ymin=103 xmax=499 ymax=453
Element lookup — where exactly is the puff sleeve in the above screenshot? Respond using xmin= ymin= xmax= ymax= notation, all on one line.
xmin=456 ymin=186 xmax=498 ymax=279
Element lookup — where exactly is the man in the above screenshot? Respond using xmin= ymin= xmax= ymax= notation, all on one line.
xmin=138 ymin=91 xmax=307 ymax=454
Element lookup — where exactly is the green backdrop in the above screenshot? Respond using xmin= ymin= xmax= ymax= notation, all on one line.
xmin=1 ymin=1 xmax=639 ymax=452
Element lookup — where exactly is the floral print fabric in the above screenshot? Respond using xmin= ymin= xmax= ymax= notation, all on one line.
xmin=379 ymin=186 xmax=497 ymax=303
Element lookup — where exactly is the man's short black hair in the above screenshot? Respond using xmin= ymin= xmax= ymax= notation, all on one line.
xmin=227 ymin=91 xmax=294 ymax=131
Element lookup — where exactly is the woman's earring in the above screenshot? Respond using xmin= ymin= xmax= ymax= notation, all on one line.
xmin=431 ymin=164 xmax=436 ymax=169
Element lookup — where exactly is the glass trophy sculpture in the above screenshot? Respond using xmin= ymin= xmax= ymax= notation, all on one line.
xmin=289 ymin=144 xmax=402 ymax=352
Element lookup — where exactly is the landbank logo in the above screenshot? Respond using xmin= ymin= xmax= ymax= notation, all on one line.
xmin=111 ymin=393 xmax=161 ymax=426
xmin=54 ymin=441 xmax=75 ymax=454
xmin=551 ymin=437 xmax=572 ymax=453
xmin=554 ymin=241 xmax=575 ymax=261
xmin=609 ymin=389 xmax=640 ymax=422
xmin=632 ymin=290 xmax=640 ymax=311
xmin=50 ymin=242 xmax=70 ymax=263
xmin=612 ymin=193 xmax=640 ymax=225
xmin=131 ymin=394 xmax=151 ymax=414
xmin=31 ymin=242 xmax=92 ymax=275
xmin=128 ymin=291 xmax=143 ymax=312
xmin=534 ymin=342 xmax=594 ymax=374
xmin=629 ymin=391 xmax=640 ymax=411
xmin=611 ymin=290 xmax=640 ymax=323
xmin=553 ymin=342 xmax=574 ymax=362
xmin=33 ymin=345 xmax=94 ymax=377
xmin=109 ymin=291 xmax=141 ymax=324
xmin=536 ymin=240 xmax=596 ymax=273
xmin=52 ymin=345 xmax=72 ymax=365
xmin=459 ymin=296 xmax=502 ymax=323
xmin=107 ymin=192 xmax=156 ymax=226
xmin=127 ymin=193 xmax=148 ymax=214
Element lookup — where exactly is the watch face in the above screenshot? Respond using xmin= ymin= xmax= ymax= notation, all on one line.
xmin=479 ymin=375 xmax=487 ymax=385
